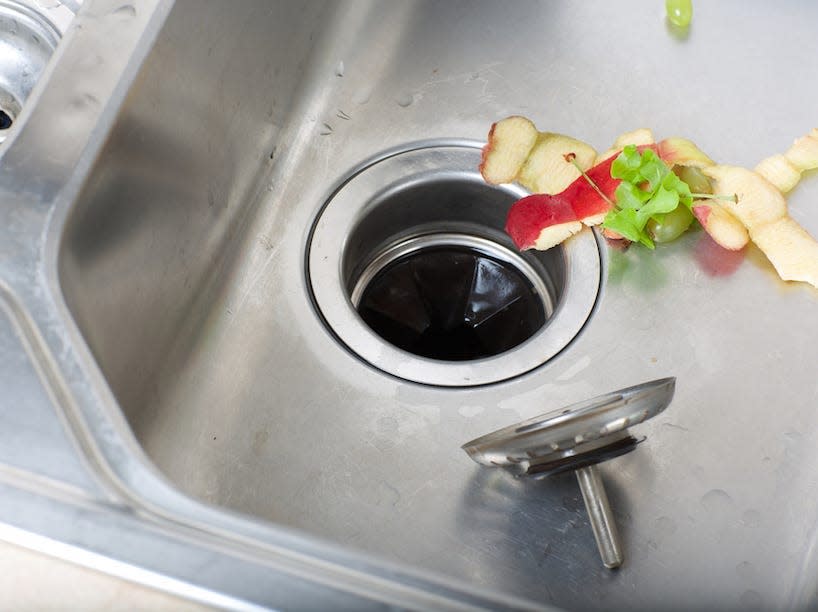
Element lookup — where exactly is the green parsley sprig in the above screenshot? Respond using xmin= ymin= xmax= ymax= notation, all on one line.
xmin=605 ymin=145 xmax=734 ymax=248
xmin=600 ymin=146 xmax=692 ymax=248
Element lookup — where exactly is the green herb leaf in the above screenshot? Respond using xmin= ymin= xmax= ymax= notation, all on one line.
xmin=610 ymin=144 xmax=643 ymax=182
xmin=614 ymin=182 xmax=649 ymax=210
xmin=603 ymin=145 xmax=700 ymax=248
xmin=635 ymin=185 xmax=679 ymax=229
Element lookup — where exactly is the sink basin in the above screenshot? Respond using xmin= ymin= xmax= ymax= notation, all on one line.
xmin=6 ymin=0 xmax=816 ymax=609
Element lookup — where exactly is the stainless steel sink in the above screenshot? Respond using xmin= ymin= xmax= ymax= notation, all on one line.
xmin=3 ymin=0 xmax=818 ymax=609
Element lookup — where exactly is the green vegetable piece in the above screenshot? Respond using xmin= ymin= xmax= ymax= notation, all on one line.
xmin=611 ymin=145 xmax=643 ymax=182
xmin=604 ymin=143 xmax=700 ymax=248
xmin=603 ymin=208 xmax=655 ymax=249
xmin=639 ymin=158 xmax=667 ymax=190
xmin=614 ymin=182 xmax=649 ymax=210
xmin=666 ymin=0 xmax=692 ymax=28
xmin=635 ymin=186 xmax=679 ymax=229
xmin=661 ymin=172 xmax=692 ymax=207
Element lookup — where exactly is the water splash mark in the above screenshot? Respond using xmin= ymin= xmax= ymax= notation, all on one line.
xmin=353 ymin=89 xmax=371 ymax=105
xmin=395 ymin=93 xmax=414 ymax=108
xmin=700 ymin=488 xmax=733 ymax=513
xmin=654 ymin=515 xmax=677 ymax=535
xmin=111 ymin=4 xmax=136 ymax=19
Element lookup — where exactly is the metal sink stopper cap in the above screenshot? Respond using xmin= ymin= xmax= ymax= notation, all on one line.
xmin=462 ymin=377 xmax=675 ymax=569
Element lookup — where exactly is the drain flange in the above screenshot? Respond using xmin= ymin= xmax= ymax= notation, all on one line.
xmin=307 ymin=141 xmax=601 ymax=386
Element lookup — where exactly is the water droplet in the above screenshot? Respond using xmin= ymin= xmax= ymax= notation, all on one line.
xmin=739 ymin=589 xmax=762 ymax=608
xmin=458 ymin=405 xmax=484 ymax=418
xmin=701 ymin=488 xmax=733 ymax=513
xmin=113 ymin=4 xmax=136 ymax=17
xmin=396 ymin=93 xmax=414 ymax=107
xmin=654 ymin=515 xmax=677 ymax=535
xmin=335 ymin=60 xmax=344 ymax=77
xmin=353 ymin=89 xmax=371 ymax=105
xmin=741 ymin=509 xmax=761 ymax=527
xmin=736 ymin=561 xmax=753 ymax=580
xmin=319 ymin=123 xmax=333 ymax=136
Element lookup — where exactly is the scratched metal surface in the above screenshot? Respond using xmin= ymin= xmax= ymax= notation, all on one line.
xmin=57 ymin=1 xmax=818 ymax=609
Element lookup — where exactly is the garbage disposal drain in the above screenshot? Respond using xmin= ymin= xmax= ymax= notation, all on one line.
xmin=354 ymin=236 xmax=548 ymax=361
xmin=307 ymin=141 xmax=602 ymax=387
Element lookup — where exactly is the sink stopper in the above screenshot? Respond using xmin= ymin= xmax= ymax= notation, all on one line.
xmin=461 ymin=377 xmax=675 ymax=569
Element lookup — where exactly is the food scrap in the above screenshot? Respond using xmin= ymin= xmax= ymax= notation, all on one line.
xmin=666 ymin=0 xmax=693 ymax=28
xmin=479 ymin=116 xmax=818 ymax=289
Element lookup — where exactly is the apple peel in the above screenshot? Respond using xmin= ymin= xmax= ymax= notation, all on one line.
xmin=479 ymin=115 xmax=538 ymax=184
xmin=751 ymin=217 xmax=818 ymax=288
xmin=505 ymin=155 xmax=620 ymax=250
xmin=517 ymin=132 xmax=597 ymax=195
xmin=704 ymin=164 xmax=818 ymax=289
xmin=656 ymin=137 xmax=715 ymax=168
xmin=703 ymin=165 xmax=788 ymax=231
xmin=755 ymin=129 xmax=818 ymax=193
xmin=596 ymin=128 xmax=655 ymax=164
xmin=784 ymin=128 xmax=818 ymax=172
xmin=755 ymin=154 xmax=802 ymax=194
xmin=692 ymin=202 xmax=748 ymax=251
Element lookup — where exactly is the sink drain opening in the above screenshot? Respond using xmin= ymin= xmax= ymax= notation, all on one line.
xmin=307 ymin=142 xmax=602 ymax=386
xmin=0 ymin=109 xmax=12 ymax=130
xmin=352 ymin=234 xmax=549 ymax=361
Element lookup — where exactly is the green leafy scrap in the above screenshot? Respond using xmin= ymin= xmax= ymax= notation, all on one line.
xmin=603 ymin=145 xmax=695 ymax=249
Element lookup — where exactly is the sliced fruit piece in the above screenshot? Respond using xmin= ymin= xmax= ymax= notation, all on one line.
xmin=657 ymin=137 xmax=715 ymax=168
xmin=505 ymin=155 xmax=621 ymax=250
xmin=479 ymin=115 xmax=538 ymax=184
xmin=702 ymin=165 xmax=787 ymax=230
xmin=751 ymin=217 xmax=818 ymax=288
xmin=596 ymin=128 xmax=655 ymax=164
xmin=504 ymin=192 xmax=581 ymax=250
xmin=530 ymin=221 xmax=584 ymax=250
xmin=517 ymin=132 xmax=597 ymax=194
xmin=755 ymin=154 xmax=801 ymax=193
xmin=692 ymin=202 xmax=749 ymax=251
xmin=581 ymin=212 xmax=608 ymax=226
xmin=784 ymin=128 xmax=818 ymax=172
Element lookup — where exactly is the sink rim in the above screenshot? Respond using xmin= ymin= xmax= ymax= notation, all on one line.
xmin=307 ymin=139 xmax=603 ymax=386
